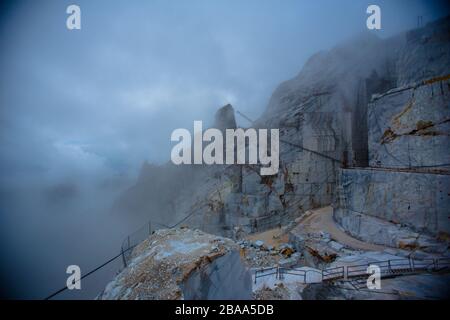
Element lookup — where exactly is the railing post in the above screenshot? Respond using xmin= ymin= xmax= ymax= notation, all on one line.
xmin=279 ymin=267 xmax=285 ymax=281
xmin=388 ymin=260 xmax=392 ymax=273
xmin=121 ymin=245 xmax=127 ymax=268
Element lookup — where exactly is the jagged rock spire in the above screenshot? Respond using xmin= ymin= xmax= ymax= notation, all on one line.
xmin=214 ymin=104 xmax=237 ymax=131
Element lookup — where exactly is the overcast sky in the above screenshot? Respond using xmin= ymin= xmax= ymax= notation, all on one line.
xmin=1 ymin=0 xmax=450 ymax=300
xmin=1 ymin=0 xmax=449 ymax=185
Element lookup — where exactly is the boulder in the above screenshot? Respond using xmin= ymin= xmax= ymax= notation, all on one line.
xmin=254 ymin=240 xmax=265 ymax=248
xmin=99 ymin=228 xmax=252 ymax=300
xmin=279 ymin=253 xmax=302 ymax=268
xmin=329 ymin=241 xmax=345 ymax=251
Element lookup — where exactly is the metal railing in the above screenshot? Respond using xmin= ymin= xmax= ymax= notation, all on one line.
xmin=253 ymin=257 xmax=450 ymax=284
xmin=278 ymin=267 xmax=306 ymax=280
xmin=322 ymin=266 xmax=345 ymax=281
xmin=254 ymin=266 xmax=280 ymax=283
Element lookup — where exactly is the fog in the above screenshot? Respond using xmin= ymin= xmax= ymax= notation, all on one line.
xmin=0 ymin=0 xmax=448 ymax=299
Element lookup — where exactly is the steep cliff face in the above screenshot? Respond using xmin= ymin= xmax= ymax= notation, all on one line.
xmin=105 ymin=18 xmax=450 ymax=301
xmin=263 ymin=32 xmax=390 ymax=117
xmin=395 ymin=17 xmax=450 ymax=86
xmin=334 ymin=168 xmax=449 ymax=252
xmin=261 ymin=17 xmax=449 ymax=165
xmin=333 ymin=17 xmax=450 ymax=252
xmin=182 ymin=34 xmax=395 ymax=235
xmin=368 ymin=77 xmax=450 ymax=170
xmin=117 ymin=17 xmax=450 ymax=242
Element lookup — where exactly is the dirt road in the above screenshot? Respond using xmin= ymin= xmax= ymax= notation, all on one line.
xmin=247 ymin=206 xmax=386 ymax=251
xmin=300 ymin=206 xmax=385 ymax=251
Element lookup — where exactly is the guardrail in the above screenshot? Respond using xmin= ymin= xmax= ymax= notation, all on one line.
xmin=253 ymin=257 xmax=450 ymax=285
xmin=278 ymin=267 xmax=306 ymax=282
xmin=254 ymin=266 xmax=280 ymax=283
xmin=322 ymin=266 xmax=345 ymax=281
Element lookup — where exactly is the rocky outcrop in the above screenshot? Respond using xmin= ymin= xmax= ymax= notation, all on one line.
xmin=395 ymin=17 xmax=450 ymax=87
xmin=368 ymin=77 xmax=450 ymax=171
xmin=214 ymin=104 xmax=237 ymax=131
xmin=102 ymin=17 xmax=450 ymax=302
xmin=99 ymin=228 xmax=252 ymax=300
xmin=333 ymin=17 xmax=450 ymax=254
xmin=116 ymin=17 xmax=450 ymax=247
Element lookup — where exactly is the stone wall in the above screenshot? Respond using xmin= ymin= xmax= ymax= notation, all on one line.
xmin=334 ymin=168 xmax=450 ymax=247
xmin=368 ymin=77 xmax=450 ymax=171
xmin=333 ymin=19 xmax=450 ymax=252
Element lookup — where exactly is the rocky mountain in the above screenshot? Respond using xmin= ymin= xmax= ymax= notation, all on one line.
xmin=106 ymin=16 xmax=450 ymax=300
xmin=116 ymin=16 xmax=450 ymax=246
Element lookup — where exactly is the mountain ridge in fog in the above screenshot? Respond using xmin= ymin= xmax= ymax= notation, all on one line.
xmin=115 ymin=16 xmax=450 ymax=236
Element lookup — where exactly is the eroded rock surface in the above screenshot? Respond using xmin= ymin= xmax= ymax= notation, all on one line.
xmin=99 ymin=228 xmax=252 ymax=300
xmin=116 ymin=17 xmax=450 ymax=242
xmin=368 ymin=78 xmax=450 ymax=171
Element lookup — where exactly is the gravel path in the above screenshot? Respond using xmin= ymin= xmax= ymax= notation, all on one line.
xmin=246 ymin=206 xmax=387 ymax=251
xmin=301 ymin=206 xmax=386 ymax=251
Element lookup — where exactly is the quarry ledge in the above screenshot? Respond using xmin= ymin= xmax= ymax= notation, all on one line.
xmin=344 ymin=166 xmax=450 ymax=176
xmin=371 ymin=73 xmax=450 ymax=102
